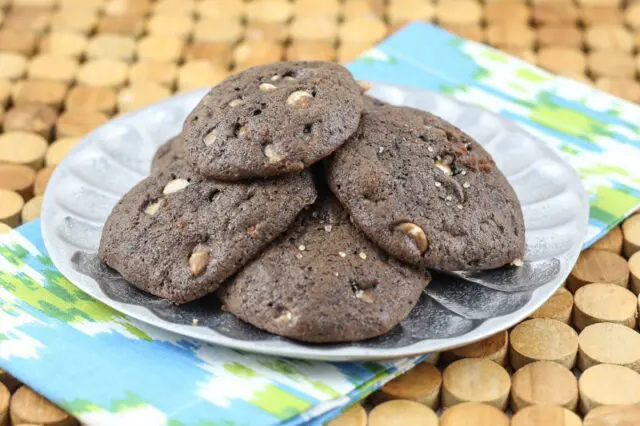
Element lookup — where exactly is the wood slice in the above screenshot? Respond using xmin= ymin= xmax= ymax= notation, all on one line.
xmin=4 ymin=104 xmax=57 ymax=139
xmin=39 ymin=32 xmax=87 ymax=58
xmin=290 ymin=16 xmax=337 ymax=42
xmin=65 ymin=85 xmax=117 ymax=114
xmin=510 ymin=318 xmax=579 ymax=370
xmin=22 ymin=195 xmax=43 ymax=223
xmin=50 ymin=9 xmax=96 ymax=34
xmin=573 ymin=283 xmax=637 ymax=330
xmin=369 ymin=400 xmax=438 ymax=426
xmin=337 ymin=43 xmax=370 ymax=63
xmin=136 ymin=35 xmax=184 ymax=63
xmin=10 ymin=386 xmax=77 ymax=426
xmin=442 ymin=358 xmax=511 ymax=409
xmin=193 ymin=18 xmax=242 ymax=44
xmin=56 ymin=110 xmax=108 ymax=138
xmin=0 ymin=132 xmax=48 ymax=169
xmin=596 ymin=78 xmax=640 ymax=103
xmin=128 ymin=61 xmax=178 ymax=88
xmin=294 ymin=0 xmax=339 ymax=18
xmin=588 ymin=51 xmax=636 ymax=79
xmin=233 ymin=40 xmax=284 ymax=70
xmin=623 ymin=215 xmax=640 ymax=259
xmin=586 ymin=24 xmax=633 ymax=53
xmin=435 ymin=0 xmax=482 ymax=25
xmin=146 ymin=14 xmax=193 ymax=39
xmin=245 ymin=0 xmax=292 ymax=23
xmin=154 ymin=0 xmax=195 ymax=15
xmin=444 ymin=331 xmax=508 ymax=366
xmin=484 ymin=1 xmax=529 ymax=24
xmin=12 ymin=80 xmax=68 ymax=109
xmin=77 ymin=59 xmax=128 ymax=88
xmin=59 ymin=0 xmax=103 ymax=10
xmin=537 ymin=47 xmax=586 ymax=75
xmin=0 ymin=164 xmax=35 ymax=198
xmin=584 ymin=403 xmax=640 ymax=426
xmin=510 ymin=360 xmax=579 ymax=411
xmin=286 ymin=41 xmax=336 ymax=62
xmin=0 ymin=29 xmax=37 ymax=56
xmin=532 ymin=1 xmax=578 ymax=24
xmin=581 ymin=5 xmax=624 ymax=25
xmin=103 ymin=0 xmax=151 ymax=16
xmin=388 ymin=0 xmax=433 ymax=23
xmin=440 ymin=402 xmax=509 ymax=426
xmin=0 ymin=369 xmax=21 ymax=393
xmin=118 ymin=83 xmax=171 ymax=112
xmin=0 ymin=223 xmax=10 ymax=234
xmin=34 ymin=165 xmax=55 ymax=196
xmin=536 ymin=25 xmax=583 ymax=48
xmin=339 ymin=17 xmax=387 ymax=44
xmin=46 ymin=138 xmax=80 ymax=166
xmin=567 ymin=249 xmax=629 ymax=292
xmin=486 ymin=24 xmax=535 ymax=48
xmin=530 ymin=287 xmax=574 ymax=324
xmin=511 ymin=405 xmax=582 ymax=426
xmin=630 ymin=252 xmax=640 ymax=295
xmin=245 ymin=22 xmax=290 ymax=43
xmin=184 ymin=42 xmax=232 ymax=65
xmin=87 ymin=34 xmax=136 ymax=62
xmin=0 ymin=382 xmax=8 ymax=426
xmin=627 ymin=3 xmax=640 ymax=29
xmin=97 ymin=14 xmax=145 ymax=37
xmin=591 ymin=226 xmax=624 ymax=254
xmin=0 ymin=80 xmax=10 ymax=106
xmin=0 ymin=189 xmax=24 ymax=227
xmin=28 ymin=55 xmax=78 ymax=83
xmin=579 ymin=364 xmax=640 ymax=413
xmin=0 ymin=52 xmax=28 ymax=80
xmin=341 ymin=0 xmax=378 ymax=17
xmin=369 ymin=362 xmax=441 ymax=409
xmin=177 ymin=62 xmax=228 ymax=92
xmin=326 ymin=404 xmax=365 ymax=426
xmin=3 ymin=6 xmax=51 ymax=34
xmin=578 ymin=322 xmax=640 ymax=372
xmin=196 ymin=0 xmax=245 ymax=20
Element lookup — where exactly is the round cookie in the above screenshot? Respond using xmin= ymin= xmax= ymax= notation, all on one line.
xmin=218 ymin=195 xmax=431 ymax=343
xmin=326 ymin=106 xmax=525 ymax=271
xmin=150 ymin=134 xmax=184 ymax=173
xmin=99 ymin=160 xmax=316 ymax=303
xmin=182 ymin=61 xmax=364 ymax=180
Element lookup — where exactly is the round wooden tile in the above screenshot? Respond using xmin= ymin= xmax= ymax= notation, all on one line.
xmin=388 ymin=0 xmax=433 ymax=23
xmin=586 ymin=24 xmax=633 ymax=53
xmin=286 ymin=41 xmax=335 ymax=61
xmin=591 ymin=226 xmax=624 ymax=254
xmin=567 ymin=249 xmax=629 ymax=293
xmin=588 ymin=51 xmax=636 ymax=79
xmin=579 ymin=364 xmax=640 ymax=413
xmin=440 ymin=402 xmax=509 ymax=426
xmin=193 ymin=18 xmax=243 ymax=44
xmin=369 ymin=362 xmax=441 ymax=409
xmin=128 ymin=61 xmax=178 ymax=88
xmin=185 ymin=42 xmax=232 ymax=65
xmin=0 ymin=189 xmax=24 ymax=227
xmin=196 ymin=0 xmax=245 ymax=20
xmin=530 ymin=287 xmax=573 ymax=324
xmin=0 ymin=29 xmax=38 ymax=56
xmin=623 ymin=215 xmax=640 ymax=259
xmin=10 ymin=386 xmax=77 ymax=426
xmin=0 ymin=223 xmax=11 ymax=234
xmin=0 ymin=52 xmax=27 ymax=80
xmin=39 ymin=32 xmax=87 ymax=58
xmin=146 ymin=14 xmax=193 ymax=38
xmin=4 ymin=104 xmax=56 ymax=140
xmin=12 ymin=80 xmax=68 ymax=109
xmin=0 ymin=382 xmax=8 ymax=426
xmin=87 ymin=34 xmax=136 ymax=62
xmin=294 ymin=0 xmax=339 ymax=17
xmin=22 ymin=195 xmax=43 ymax=223
xmin=50 ymin=9 xmax=97 ymax=34
xmin=103 ymin=0 xmax=151 ymax=16
xmin=574 ymin=283 xmax=637 ymax=330
xmin=578 ymin=322 xmax=640 ymax=372
xmin=442 ymin=358 xmax=511 ymax=409
xmin=58 ymin=0 xmax=103 ymax=10
xmin=245 ymin=22 xmax=290 ymax=42
xmin=630 ymin=252 xmax=640 ymax=295
xmin=233 ymin=40 xmax=284 ymax=70
xmin=177 ymin=61 xmax=228 ymax=92
xmin=337 ymin=43 xmax=371 ymax=63
xmin=77 ymin=59 xmax=128 ymax=88
xmin=341 ymin=0 xmax=376 ymax=17
xmin=154 ymin=0 xmax=195 ymax=15
xmin=137 ymin=35 xmax=184 ymax=62
xmin=536 ymin=25 xmax=583 ymax=49
xmin=46 ymin=137 xmax=80 ymax=166
xmin=56 ymin=110 xmax=108 ymax=138
xmin=369 ymin=400 xmax=438 ymax=426
xmin=486 ymin=24 xmax=535 ymax=49
xmin=510 ymin=360 xmax=578 ymax=412
xmin=34 ymin=165 xmax=55 ymax=196
xmin=596 ymin=77 xmax=640 ymax=103
xmin=117 ymin=83 xmax=171 ymax=112
xmin=339 ymin=17 xmax=387 ymax=44
xmin=537 ymin=47 xmax=586 ymax=75
xmin=510 ymin=318 xmax=579 ymax=370
xmin=97 ymin=14 xmax=144 ymax=37
xmin=326 ymin=404 xmax=365 ymax=426
xmin=584 ymin=403 xmax=640 ymax=426
xmin=0 ymin=132 xmax=48 ymax=169
xmin=3 ymin=6 xmax=51 ymax=34
xmin=66 ymin=85 xmax=117 ymax=114
xmin=435 ymin=0 xmax=482 ymax=26
xmin=532 ymin=1 xmax=578 ymax=24
xmin=485 ymin=1 xmax=529 ymax=24
xmin=28 ymin=55 xmax=78 ymax=83
xmin=290 ymin=16 xmax=337 ymax=41
xmin=0 ymin=369 xmax=20 ymax=392
xmin=627 ymin=3 xmax=640 ymax=29
xmin=440 ymin=24 xmax=486 ymax=44
xmin=512 ymin=405 xmax=582 ymax=426
xmin=581 ymin=5 xmax=623 ymax=26
xmin=0 ymin=79 xmax=10 ymax=106
xmin=444 ymin=331 xmax=508 ymax=366
xmin=245 ymin=0 xmax=293 ymax=23
xmin=0 ymin=164 xmax=35 ymax=198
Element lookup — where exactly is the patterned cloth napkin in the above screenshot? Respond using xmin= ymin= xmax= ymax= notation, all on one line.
xmin=1 ymin=22 xmax=638 ymax=426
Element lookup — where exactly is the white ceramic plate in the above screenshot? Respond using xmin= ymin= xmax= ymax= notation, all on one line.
xmin=41 ymin=83 xmax=589 ymax=361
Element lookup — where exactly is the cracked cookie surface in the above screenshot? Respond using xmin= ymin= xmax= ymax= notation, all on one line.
xmin=99 ymin=159 xmax=317 ymax=303
xmin=150 ymin=133 xmax=184 ymax=173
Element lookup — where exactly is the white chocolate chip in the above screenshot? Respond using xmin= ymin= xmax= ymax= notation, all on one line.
xmin=355 ymin=288 xmax=375 ymax=303
xmin=237 ymin=126 xmax=248 ymax=137
xmin=263 ymin=144 xmax=282 ymax=162
xmin=463 ymin=182 xmax=470 ymax=188
xmin=396 ymin=222 xmax=429 ymax=254
xmin=298 ymin=244 xmax=306 ymax=251
xmin=445 ymin=195 xmax=453 ymax=202
xmin=511 ymin=258 xmax=524 ymax=267
xmin=359 ymin=252 xmax=367 ymax=260
xmin=324 ymin=225 xmax=332 ymax=232
xmin=456 ymin=204 xmax=463 ymax=210
xmin=428 ymin=146 xmax=434 ymax=152
xmin=188 ymin=249 xmax=210 ymax=276
xmin=295 ymin=253 xmax=303 ymax=259
xmin=229 ymin=99 xmax=244 ymax=107
xmin=339 ymin=251 xmax=346 ymax=258
xmin=204 ymin=130 xmax=217 ymax=146
xmin=192 ymin=318 xmax=199 ymax=325
xmin=358 ymin=80 xmax=372 ymax=92
xmin=284 ymin=76 xmax=295 ymax=81
xmin=286 ymin=90 xmax=313 ymax=108
xmin=271 ymin=75 xmax=281 ymax=81
xmin=275 ymin=310 xmax=293 ymax=322
xmin=434 ymin=182 xmax=442 ymax=188
xmin=144 ymin=199 xmax=163 ymax=216
xmin=163 ymin=179 xmax=190 ymax=195
xmin=259 ymin=83 xmax=277 ymax=92
xmin=461 ymin=170 xmax=467 ymax=176
xmin=435 ymin=159 xmax=453 ymax=176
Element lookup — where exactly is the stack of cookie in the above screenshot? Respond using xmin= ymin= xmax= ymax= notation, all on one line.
xmin=99 ymin=61 xmax=525 ymax=343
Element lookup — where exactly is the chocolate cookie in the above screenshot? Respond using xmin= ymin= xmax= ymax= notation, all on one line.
xmin=150 ymin=134 xmax=184 ymax=173
xmin=182 ymin=61 xmax=365 ymax=180
xmin=218 ymin=195 xmax=430 ymax=343
xmin=326 ymin=106 xmax=525 ymax=271
xmin=99 ymin=159 xmax=317 ymax=303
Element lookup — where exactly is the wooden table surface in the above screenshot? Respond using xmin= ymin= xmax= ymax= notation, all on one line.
xmin=0 ymin=0 xmax=639 ymax=425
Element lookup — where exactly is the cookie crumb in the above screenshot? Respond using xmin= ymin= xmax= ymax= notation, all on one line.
xmin=359 ymin=252 xmax=367 ymax=260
